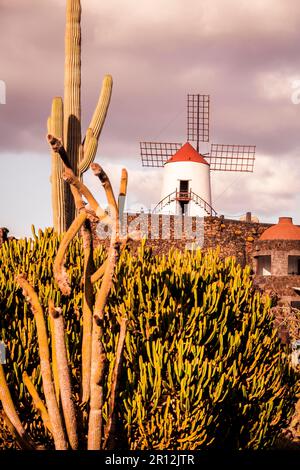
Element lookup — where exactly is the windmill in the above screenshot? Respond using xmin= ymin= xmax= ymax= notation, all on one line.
xmin=140 ymin=94 xmax=256 ymax=217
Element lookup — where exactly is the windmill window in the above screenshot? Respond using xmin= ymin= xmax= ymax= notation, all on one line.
xmin=257 ymin=255 xmax=271 ymax=276
xmin=179 ymin=180 xmax=189 ymax=193
xmin=288 ymin=256 xmax=300 ymax=275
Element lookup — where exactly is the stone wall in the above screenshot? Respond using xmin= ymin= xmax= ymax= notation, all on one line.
xmin=254 ymin=275 xmax=300 ymax=304
xmin=2 ymin=216 xmax=298 ymax=305
xmin=92 ymin=214 xmax=272 ymax=267
xmin=253 ymin=240 xmax=300 ymax=276
xmin=92 ymin=214 xmax=300 ymax=307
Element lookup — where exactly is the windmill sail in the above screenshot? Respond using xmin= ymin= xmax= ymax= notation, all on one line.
xmin=187 ymin=94 xmax=210 ymax=148
xmin=206 ymin=144 xmax=256 ymax=172
xmin=139 ymin=94 xmax=256 ymax=173
xmin=140 ymin=142 xmax=182 ymax=167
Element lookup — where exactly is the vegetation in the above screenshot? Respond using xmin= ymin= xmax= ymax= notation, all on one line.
xmin=0 ymin=230 xmax=298 ymax=449
xmin=0 ymin=0 xmax=298 ymax=451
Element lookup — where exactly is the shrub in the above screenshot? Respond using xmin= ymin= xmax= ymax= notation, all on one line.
xmin=0 ymin=230 xmax=298 ymax=449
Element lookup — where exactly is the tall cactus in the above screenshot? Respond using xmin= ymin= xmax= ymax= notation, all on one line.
xmin=49 ymin=0 xmax=113 ymax=232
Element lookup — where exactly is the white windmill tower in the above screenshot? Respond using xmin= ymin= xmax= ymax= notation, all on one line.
xmin=140 ymin=94 xmax=256 ymax=217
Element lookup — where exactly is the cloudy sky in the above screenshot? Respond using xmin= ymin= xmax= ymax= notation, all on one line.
xmin=0 ymin=0 xmax=300 ymax=237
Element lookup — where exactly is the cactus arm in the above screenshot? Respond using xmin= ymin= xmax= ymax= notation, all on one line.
xmin=49 ymin=301 xmax=78 ymax=450
xmin=119 ymin=168 xmax=128 ymax=198
xmin=48 ymin=134 xmax=72 ymax=169
xmin=118 ymin=168 xmax=128 ymax=230
xmin=53 ymin=211 xmax=87 ymax=296
xmin=87 ymin=239 xmax=120 ymax=449
xmin=82 ymin=128 xmax=93 ymax=152
xmin=15 ymin=275 xmax=68 ymax=450
xmin=78 ymin=134 xmax=97 ymax=174
xmin=64 ymin=0 xmax=81 ymax=174
xmin=90 ymin=234 xmax=137 ymax=285
xmin=81 ymin=127 xmax=92 ymax=151
xmin=49 ymin=98 xmax=67 ymax=233
xmin=22 ymin=371 xmax=52 ymax=434
xmin=90 ymin=232 xmax=139 ymax=285
xmin=0 ymin=365 xmax=35 ymax=449
xmin=88 ymin=238 xmax=120 ymax=449
xmin=79 ymin=75 xmax=113 ymax=175
xmin=49 ymin=314 xmax=60 ymax=406
xmin=63 ymin=168 xmax=99 ymax=210
xmin=80 ymin=220 xmax=95 ymax=404
xmin=87 ymin=318 xmax=106 ymax=450
xmin=63 ymin=167 xmax=113 ymax=225
xmin=2 ymin=411 xmax=37 ymax=450
xmin=90 ymin=261 xmax=107 ymax=284
xmin=86 ymin=74 xmax=113 ymax=142
xmin=93 ymin=239 xmax=120 ymax=324
xmin=47 ymin=134 xmax=85 ymax=212
xmin=90 ymin=163 xmax=118 ymax=220
xmin=103 ymin=315 xmax=128 ymax=449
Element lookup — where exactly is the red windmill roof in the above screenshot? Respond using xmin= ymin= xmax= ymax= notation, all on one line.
xmin=260 ymin=217 xmax=300 ymax=241
xmin=166 ymin=142 xmax=209 ymax=165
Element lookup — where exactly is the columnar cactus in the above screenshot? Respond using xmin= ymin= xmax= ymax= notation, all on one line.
xmin=49 ymin=0 xmax=113 ymax=232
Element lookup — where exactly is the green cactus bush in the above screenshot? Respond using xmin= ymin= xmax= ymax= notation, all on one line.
xmin=0 ymin=232 xmax=298 ymax=449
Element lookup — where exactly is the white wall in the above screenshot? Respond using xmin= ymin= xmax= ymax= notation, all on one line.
xmin=159 ymin=161 xmax=212 ymax=216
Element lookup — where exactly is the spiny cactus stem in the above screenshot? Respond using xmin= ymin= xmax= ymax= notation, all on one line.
xmin=0 ymin=365 xmax=35 ymax=450
xmin=119 ymin=168 xmax=128 ymax=197
xmin=47 ymin=134 xmax=72 ymax=169
xmin=88 ymin=319 xmax=106 ymax=450
xmin=90 ymin=261 xmax=107 ymax=284
xmin=83 ymin=128 xmax=93 ymax=153
xmin=49 ymin=97 xmax=66 ymax=234
xmin=118 ymin=168 xmax=128 ymax=223
xmin=93 ymin=240 xmax=120 ymax=323
xmin=86 ymin=74 xmax=113 ymax=143
xmin=2 ymin=411 xmax=37 ymax=450
xmin=49 ymin=300 xmax=78 ymax=450
xmin=80 ymin=220 xmax=95 ymax=404
xmin=64 ymin=0 xmax=81 ymax=173
xmin=49 ymin=314 xmax=60 ymax=405
xmin=54 ymin=211 xmax=87 ymax=296
xmin=79 ymin=133 xmax=97 ymax=174
xmin=88 ymin=237 xmax=119 ymax=449
xmin=103 ymin=316 xmax=128 ymax=449
xmin=79 ymin=75 xmax=113 ymax=174
xmin=63 ymin=167 xmax=113 ymax=225
xmin=90 ymin=234 xmax=138 ymax=285
xmin=22 ymin=371 xmax=52 ymax=434
xmin=63 ymin=168 xmax=98 ymax=208
xmin=47 ymin=134 xmax=85 ymax=212
xmin=15 ymin=275 xmax=68 ymax=450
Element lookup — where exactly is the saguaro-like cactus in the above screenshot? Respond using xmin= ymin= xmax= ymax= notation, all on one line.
xmin=49 ymin=0 xmax=113 ymax=233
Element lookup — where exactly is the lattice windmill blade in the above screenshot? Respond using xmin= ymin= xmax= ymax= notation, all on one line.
xmin=140 ymin=141 xmax=182 ymax=167
xmin=205 ymin=144 xmax=256 ymax=172
xmin=187 ymin=94 xmax=210 ymax=149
